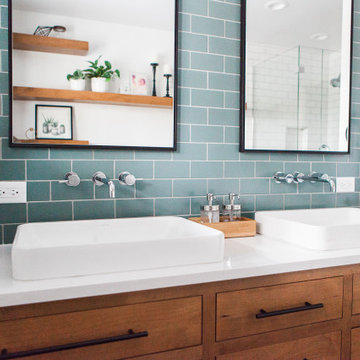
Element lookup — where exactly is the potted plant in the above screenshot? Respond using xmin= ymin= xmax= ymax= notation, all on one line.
xmin=85 ymin=56 xmax=120 ymax=92
xmin=42 ymin=115 xmax=54 ymax=134
xmin=67 ymin=69 xmax=87 ymax=91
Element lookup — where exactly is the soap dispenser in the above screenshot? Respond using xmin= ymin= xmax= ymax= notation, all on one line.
xmin=223 ymin=193 xmax=241 ymax=222
xmin=201 ymin=193 xmax=220 ymax=224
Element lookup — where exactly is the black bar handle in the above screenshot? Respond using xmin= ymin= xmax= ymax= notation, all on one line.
xmin=256 ymin=302 xmax=324 ymax=319
xmin=0 ymin=329 xmax=148 ymax=359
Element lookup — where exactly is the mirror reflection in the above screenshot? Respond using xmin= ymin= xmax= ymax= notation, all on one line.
xmin=11 ymin=0 xmax=177 ymax=149
xmin=242 ymin=0 xmax=352 ymax=152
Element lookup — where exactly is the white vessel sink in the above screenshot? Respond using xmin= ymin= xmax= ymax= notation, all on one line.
xmin=256 ymin=208 xmax=360 ymax=250
xmin=12 ymin=216 xmax=224 ymax=280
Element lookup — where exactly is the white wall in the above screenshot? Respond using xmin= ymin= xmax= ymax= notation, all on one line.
xmin=12 ymin=9 xmax=175 ymax=147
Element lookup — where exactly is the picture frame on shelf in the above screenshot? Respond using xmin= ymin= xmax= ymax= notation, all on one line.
xmin=35 ymin=105 xmax=73 ymax=140
xmin=130 ymin=73 xmax=148 ymax=95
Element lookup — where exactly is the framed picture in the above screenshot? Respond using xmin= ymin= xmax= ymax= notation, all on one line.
xmin=130 ymin=73 xmax=148 ymax=95
xmin=35 ymin=105 xmax=73 ymax=140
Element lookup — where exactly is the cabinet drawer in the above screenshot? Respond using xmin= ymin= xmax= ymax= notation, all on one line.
xmin=353 ymin=274 xmax=360 ymax=314
xmin=352 ymin=328 xmax=360 ymax=359
xmin=217 ymin=331 xmax=341 ymax=360
xmin=0 ymin=296 xmax=202 ymax=360
xmin=216 ymin=277 xmax=343 ymax=341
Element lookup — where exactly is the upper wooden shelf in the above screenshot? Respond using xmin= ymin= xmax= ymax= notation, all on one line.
xmin=13 ymin=138 xmax=90 ymax=145
xmin=13 ymin=86 xmax=174 ymax=109
xmin=13 ymin=33 xmax=89 ymax=56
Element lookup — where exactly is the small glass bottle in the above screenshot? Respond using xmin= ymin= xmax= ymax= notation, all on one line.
xmin=201 ymin=193 xmax=220 ymax=223
xmin=223 ymin=193 xmax=241 ymax=222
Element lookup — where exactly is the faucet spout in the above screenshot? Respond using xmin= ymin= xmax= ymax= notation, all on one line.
xmin=295 ymin=172 xmax=336 ymax=192
xmin=108 ymin=180 xmax=115 ymax=198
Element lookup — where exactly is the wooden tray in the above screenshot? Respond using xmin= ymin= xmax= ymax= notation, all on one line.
xmin=189 ymin=216 xmax=256 ymax=238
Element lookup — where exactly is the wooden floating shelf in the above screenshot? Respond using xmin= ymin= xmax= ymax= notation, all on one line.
xmin=13 ymin=33 xmax=89 ymax=56
xmin=13 ymin=138 xmax=89 ymax=145
xmin=13 ymin=86 xmax=174 ymax=109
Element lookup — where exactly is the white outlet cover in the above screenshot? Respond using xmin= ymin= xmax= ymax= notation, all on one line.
xmin=336 ymin=177 xmax=355 ymax=193
xmin=0 ymin=181 xmax=27 ymax=203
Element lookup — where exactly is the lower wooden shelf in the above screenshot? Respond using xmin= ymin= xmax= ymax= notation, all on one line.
xmin=13 ymin=138 xmax=89 ymax=145
xmin=13 ymin=86 xmax=173 ymax=109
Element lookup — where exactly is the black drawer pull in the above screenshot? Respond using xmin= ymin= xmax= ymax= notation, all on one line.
xmin=0 ymin=329 xmax=148 ymax=359
xmin=256 ymin=302 xmax=324 ymax=319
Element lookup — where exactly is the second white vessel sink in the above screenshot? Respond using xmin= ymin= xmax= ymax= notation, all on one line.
xmin=12 ymin=216 xmax=224 ymax=280
xmin=256 ymin=208 xmax=360 ymax=250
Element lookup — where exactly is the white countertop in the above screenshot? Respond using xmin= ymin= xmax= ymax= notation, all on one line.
xmin=1 ymin=235 xmax=360 ymax=307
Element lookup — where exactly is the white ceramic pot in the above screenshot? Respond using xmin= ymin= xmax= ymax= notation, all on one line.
xmin=91 ymin=78 xmax=110 ymax=92
xmin=69 ymin=79 xmax=86 ymax=91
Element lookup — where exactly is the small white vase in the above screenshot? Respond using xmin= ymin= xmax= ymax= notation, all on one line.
xmin=91 ymin=78 xmax=110 ymax=92
xmin=69 ymin=79 xmax=86 ymax=91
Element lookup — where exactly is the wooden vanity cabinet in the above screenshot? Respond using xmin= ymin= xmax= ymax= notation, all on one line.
xmin=216 ymin=331 xmax=342 ymax=360
xmin=3 ymin=264 xmax=360 ymax=359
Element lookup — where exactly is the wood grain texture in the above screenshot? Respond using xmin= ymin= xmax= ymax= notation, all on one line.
xmin=189 ymin=217 xmax=256 ymax=238
xmin=216 ymin=331 xmax=341 ymax=360
xmin=2 ymin=264 xmax=360 ymax=360
xmin=216 ymin=277 xmax=343 ymax=341
xmin=13 ymin=33 xmax=88 ymax=55
xmin=13 ymin=138 xmax=89 ymax=145
xmin=352 ymin=327 xmax=360 ymax=359
xmin=13 ymin=86 xmax=173 ymax=109
xmin=353 ymin=274 xmax=360 ymax=315
xmin=10 ymin=346 xmax=203 ymax=360
xmin=0 ymin=297 xmax=202 ymax=359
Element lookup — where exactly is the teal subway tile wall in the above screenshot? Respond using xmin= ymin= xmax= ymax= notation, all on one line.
xmin=1 ymin=0 xmax=360 ymax=243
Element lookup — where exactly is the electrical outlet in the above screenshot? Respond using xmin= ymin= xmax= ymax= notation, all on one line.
xmin=0 ymin=182 xmax=27 ymax=203
xmin=336 ymin=177 xmax=355 ymax=193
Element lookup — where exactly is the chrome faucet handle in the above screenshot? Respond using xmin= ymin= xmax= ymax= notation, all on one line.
xmin=273 ymin=171 xmax=294 ymax=184
xmin=292 ymin=172 xmax=305 ymax=184
xmin=92 ymin=171 xmax=108 ymax=186
xmin=58 ymin=172 xmax=80 ymax=187
xmin=118 ymin=171 xmax=142 ymax=186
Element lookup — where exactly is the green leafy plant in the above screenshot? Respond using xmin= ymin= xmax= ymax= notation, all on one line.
xmin=42 ymin=114 xmax=55 ymax=126
xmin=66 ymin=69 xmax=86 ymax=81
xmin=84 ymin=56 xmax=120 ymax=82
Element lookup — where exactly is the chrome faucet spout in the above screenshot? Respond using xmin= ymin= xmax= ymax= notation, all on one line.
xmin=108 ymin=180 xmax=115 ymax=198
xmin=295 ymin=172 xmax=336 ymax=192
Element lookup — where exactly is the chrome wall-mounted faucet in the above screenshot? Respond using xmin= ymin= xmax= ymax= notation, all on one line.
xmin=118 ymin=171 xmax=143 ymax=186
xmin=92 ymin=172 xmax=115 ymax=198
xmin=58 ymin=172 xmax=81 ymax=187
xmin=293 ymin=172 xmax=336 ymax=192
xmin=273 ymin=171 xmax=336 ymax=192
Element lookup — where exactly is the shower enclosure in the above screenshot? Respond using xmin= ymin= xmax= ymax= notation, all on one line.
xmin=245 ymin=45 xmax=343 ymax=151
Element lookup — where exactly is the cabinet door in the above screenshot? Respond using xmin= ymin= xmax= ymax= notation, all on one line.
xmin=352 ymin=328 xmax=360 ymax=359
xmin=217 ymin=331 xmax=341 ymax=360
xmin=217 ymin=277 xmax=343 ymax=340
xmin=0 ymin=296 xmax=202 ymax=360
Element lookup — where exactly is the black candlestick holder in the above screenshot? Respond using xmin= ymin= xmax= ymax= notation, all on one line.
xmin=150 ymin=63 xmax=159 ymax=96
xmin=164 ymin=74 xmax=172 ymax=98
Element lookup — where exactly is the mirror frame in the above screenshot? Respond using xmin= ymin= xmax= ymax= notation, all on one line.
xmin=239 ymin=0 xmax=354 ymax=154
xmin=7 ymin=0 xmax=179 ymax=152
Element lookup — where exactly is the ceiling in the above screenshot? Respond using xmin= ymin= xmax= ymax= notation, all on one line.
xmin=247 ymin=0 xmax=344 ymax=51
xmin=13 ymin=0 xmax=175 ymax=32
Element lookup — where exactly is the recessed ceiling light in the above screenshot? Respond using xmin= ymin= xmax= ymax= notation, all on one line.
xmin=264 ymin=0 xmax=289 ymax=11
xmin=310 ymin=33 xmax=328 ymax=41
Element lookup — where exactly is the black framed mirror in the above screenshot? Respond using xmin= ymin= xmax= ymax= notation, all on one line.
xmin=240 ymin=0 xmax=353 ymax=153
xmin=9 ymin=0 xmax=178 ymax=151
